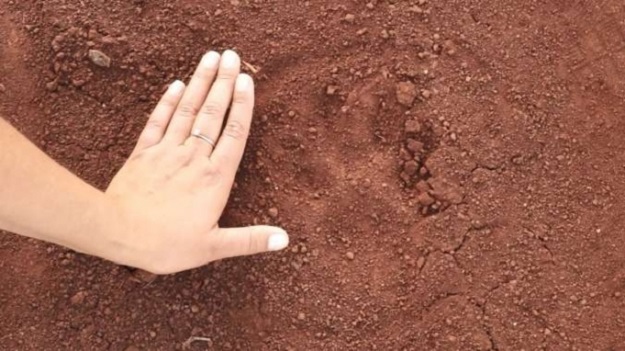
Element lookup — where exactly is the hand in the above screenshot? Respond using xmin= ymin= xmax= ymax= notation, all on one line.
xmin=103 ymin=50 xmax=289 ymax=274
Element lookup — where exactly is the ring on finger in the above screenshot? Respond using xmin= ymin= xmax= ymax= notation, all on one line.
xmin=190 ymin=128 xmax=216 ymax=148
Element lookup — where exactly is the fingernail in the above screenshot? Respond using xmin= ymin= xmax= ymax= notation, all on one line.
xmin=267 ymin=232 xmax=289 ymax=251
xmin=201 ymin=51 xmax=220 ymax=68
xmin=236 ymin=74 xmax=253 ymax=92
xmin=168 ymin=80 xmax=185 ymax=94
xmin=221 ymin=50 xmax=240 ymax=69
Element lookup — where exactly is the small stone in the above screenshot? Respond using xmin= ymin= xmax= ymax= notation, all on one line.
xmin=415 ymin=180 xmax=431 ymax=193
xmin=191 ymin=305 xmax=200 ymax=313
xmin=45 ymin=81 xmax=58 ymax=92
xmin=403 ymin=161 xmax=419 ymax=176
xmin=88 ymin=49 xmax=111 ymax=68
xmin=297 ymin=312 xmax=306 ymax=320
xmin=346 ymin=252 xmax=355 ymax=260
xmin=417 ymin=256 xmax=425 ymax=268
xmin=101 ymin=35 xmax=116 ymax=44
xmin=399 ymin=148 xmax=412 ymax=161
xmin=268 ymin=207 xmax=279 ymax=218
xmin=406 ymin=138 xmax=424 ymax=153
xmin=70 ymin=291 xmax=87 ymax=305
xmin=396 ymin=82 xmax=418 ymax=107
xmin=381 ymin=29 xmax=390 ymax=39
xmin=366 ymin=2 xmax=374 ymax=9
xmin=0 ymin=83 xmax=5 ymax=93
xmin=356 ymin=28 xmax=368 ymax=36
xmin=405 ymin=120 xmax=422 ymax=134
xmin=326 ymin=85 xmax=338 ymax=95
xmin=421 ymin=89 xmax=432 ymax=99
xmin=132 ymin=269 xmax=157 ymax=283
xmin=345 ymin=14 xmax=355 ymax=23
xmin=417 ymin=193 xmax=435 ymax=206
xmin=471 ymin=219 xmax=486 ymax=230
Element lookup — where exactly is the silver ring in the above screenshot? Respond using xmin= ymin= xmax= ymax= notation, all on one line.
xmin=190 ymin=129 xmax=216 ymax=148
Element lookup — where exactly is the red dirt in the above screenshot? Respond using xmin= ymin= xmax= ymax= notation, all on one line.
xmin=1 ymin=0 xmax=625 ymax=350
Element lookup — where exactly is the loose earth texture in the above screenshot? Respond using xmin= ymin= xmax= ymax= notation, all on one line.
xmin=2 ymin=0 xmax=625 ymax=350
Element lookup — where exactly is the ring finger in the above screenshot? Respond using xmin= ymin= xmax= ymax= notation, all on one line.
xmin=189 ymin=50 xmax=241 ymax=156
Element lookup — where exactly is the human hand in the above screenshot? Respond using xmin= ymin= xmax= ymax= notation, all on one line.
xmin=103 ymin=50 xmax=288 ymax=274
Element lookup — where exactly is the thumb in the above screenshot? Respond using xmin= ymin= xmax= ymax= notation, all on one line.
xmin=211 ymin=226 xmax=289 ymax=260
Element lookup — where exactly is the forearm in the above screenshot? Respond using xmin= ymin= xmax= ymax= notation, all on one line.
xmin=0 ymin=117 xmax=115 ymax=256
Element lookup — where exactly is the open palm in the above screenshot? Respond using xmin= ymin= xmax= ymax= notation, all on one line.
xmin=105 ymin=50 xmax=288 ymax=274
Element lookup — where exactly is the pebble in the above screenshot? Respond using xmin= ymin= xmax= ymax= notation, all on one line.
xmin=404 ymin=120 xmax=421 ymax=134
xmin=406 ymin=138 xmax=424 ymax=153
xmin=346 ymin=252 xmax=355 ymax=260
xmin=415 ymin=181 xmax=431 ymax=193
xmin=417 ymin=193 xmax=435 ymax=206
xmin=45 ymin=81 xmax=58 ymax=92
xmin=421 ymin=89 xmax=432 ymax=99
xmin=396 ymin=82 xmax=418 ymax=107
xmin=403 ymin=161 xmax=418 ymax=176
xmin=268 ymin=207 xmax=279 ymax=218
xmin=88 ymin=49 xmax=111 ymax=68
xmin=345 ymin=14 xmax=355 ymax=23
xmin=70 ymin=291 xmax=87 ymax=305
xmin=417 ymin=256 xmax=425 ymax=268
xmin=326 ymin=85 xmax=338 ymax=95
xmin=297 ymin=312 xmax=306 ymax=320
xmin=133 ymin=269 xmax=157 ymax=283
xmin=381 ymin=30 xmax=390 ymax=39
xmin=0 ymin=83 xmax=5 ymax=93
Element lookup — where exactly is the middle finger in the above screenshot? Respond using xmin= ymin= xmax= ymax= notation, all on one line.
xmin=189 ymin=50 xmax=241 ymax=156
xmin=163 ymin=51 xmax=220 ymax=145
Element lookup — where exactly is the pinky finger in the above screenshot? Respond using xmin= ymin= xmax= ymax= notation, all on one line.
xmin=132 ymin=80 xmax=185 ymax=155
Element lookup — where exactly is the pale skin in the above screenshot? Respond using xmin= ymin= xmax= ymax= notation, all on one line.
xmin=0 ymin=50 xmax=289 ymax=274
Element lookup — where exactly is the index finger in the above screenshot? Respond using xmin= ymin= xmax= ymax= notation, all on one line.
xmin=211 ymin=74 xmax=254 ymax=181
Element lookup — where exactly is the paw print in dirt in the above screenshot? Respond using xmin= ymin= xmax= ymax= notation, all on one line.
xmin=398 ymin=117 xmax=461 ymax=215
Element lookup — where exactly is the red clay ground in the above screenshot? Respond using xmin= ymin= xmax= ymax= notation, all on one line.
xmin=1 ymin=0 xmax=625 ymax=350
